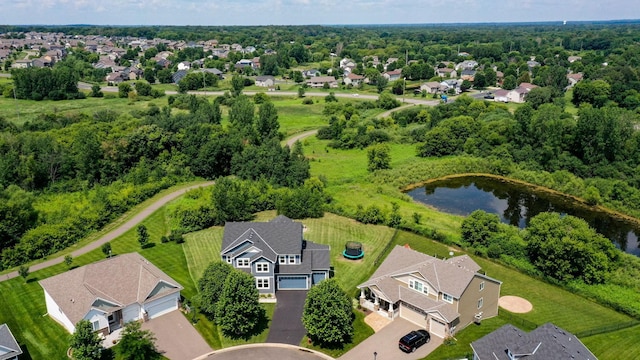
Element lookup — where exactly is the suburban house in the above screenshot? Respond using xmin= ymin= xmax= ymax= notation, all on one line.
xmin=11 ymin=59 xmax=32 ymax=69
xmin=460 ymin=69 xmax=476 ymax=81
xmin=306 ymin=76 xmax=338 ymax=88
xmin=435 ymin=67 xmax=457 ymax=79
xmin=0 ymin=324 xmax=22 ymax=360
xmin=455 ymin=60 xmax=478 ymax=71
xmin=568 ymin=56 xmax=582 ymax=63
xmin=220 ymin=215 xmax=330 ymax=294
xmin=344 ymin=73 xmax=365 ymax=86
xmin=493 ymin=89 xmax=510 ymax=103
xmin=177 ymin=61 xmax=191 ymax=71
xmin=506 ymin=82 xmax=538 ymax=103
xmin=255 ymin=75 xmax=275 ymax=87
xmin=471 ymin=323 xmax=598 ymax=360
xmin=39 ymin=253 xmax=183 ymax=335
xmin=567 ymin=73 xmax=584 ymax=88
xmin=420 ymin=81 xmax=445 ymax=94
xmin=383 ymin=69 xmax=402 ymax=81
xmin=357 ymin=245 xmax=501 ymax=339
xmin=304 ymin=69 xmax=321 ymax=78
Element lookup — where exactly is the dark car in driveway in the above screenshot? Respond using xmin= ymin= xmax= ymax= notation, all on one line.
xmin=398 ymin=329 xmax=431 ymax=353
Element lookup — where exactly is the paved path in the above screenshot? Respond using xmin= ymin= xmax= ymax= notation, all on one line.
xmin=0 ymin=181 xmax=215 ymax=283
xmin=285 ymin=129 xmax=319 ymax=147
xmin=266 ymin=290 xmax=308 ymax=345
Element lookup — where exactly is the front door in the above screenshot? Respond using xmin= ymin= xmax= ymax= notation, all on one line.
xmin=108 ymin=310 xmax=123 ymax=332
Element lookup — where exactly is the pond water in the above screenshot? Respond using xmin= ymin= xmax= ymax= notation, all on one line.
xmin=407 ymin=176 xmax=640 ymax=256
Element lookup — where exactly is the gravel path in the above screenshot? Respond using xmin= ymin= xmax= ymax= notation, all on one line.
xmin=1 ymin=181 xmax=215 ymax=283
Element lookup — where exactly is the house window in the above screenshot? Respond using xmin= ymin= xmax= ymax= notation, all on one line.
xmin=237 ymin=258 xmax=249 ymax=268
xmin=256 ymin=277 xmax=270 ymax=289
xmin=442 ymin=293 xmax=453 ymax=304
xmin=256 ymin=263 xmax=269 ymax=273
xmin=279 ymin=256 xmax=286 ymax=264
xmin=477 ymin=297 xmax=484 ymax=309
xmin=226 ymin=257 xmax=232 ymax=264
xmin=479 ymin=281 xmax=485 ymax=291
xmin=92 ymin=320 xmax=100 ymax=331
xmin=409 ymin=279 xmax=425 ymax=293
xmin=288 ymin=255 xmax=296 ymax=264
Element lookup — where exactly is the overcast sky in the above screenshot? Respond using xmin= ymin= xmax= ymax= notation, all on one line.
xmin=0 ymin=0 xmax=637 ymax=26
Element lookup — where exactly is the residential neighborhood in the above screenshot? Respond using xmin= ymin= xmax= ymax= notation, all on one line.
xmin=0 ymin=20 xmax=637 ymax=360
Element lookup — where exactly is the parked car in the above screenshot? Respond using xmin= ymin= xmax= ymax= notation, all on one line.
xmin=399 ymin=329 xmax=431 ymax=353
xmin=483 ymin=93 xmax=494 ymax=99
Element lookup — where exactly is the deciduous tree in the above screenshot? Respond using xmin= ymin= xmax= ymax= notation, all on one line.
xmin=215 ymin=269 xmax=266 ymax=339
xmin=69 ymin=320 xmax=103 ymax=360
xmin=197 ymin=262 xmax=232 ymax=318
xmin=302 ymin=278 xmax=353 ymax=346
xmin=118 ymin=321 xmax=160 ymax=360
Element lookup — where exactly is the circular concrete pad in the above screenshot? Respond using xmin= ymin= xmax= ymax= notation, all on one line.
xmin=499 ymin=295 xmax=533 ymax=313
xmin=197 ymin=344 xmax=334 ymax=360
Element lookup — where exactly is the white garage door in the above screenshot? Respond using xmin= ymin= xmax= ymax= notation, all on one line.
xmin=146 ymin=296 xmax=177 ymax=319
xmin=399 ymin=304 xmax=427 ymax=328
xmin=429 ymin=317 xmax=447 ymax=338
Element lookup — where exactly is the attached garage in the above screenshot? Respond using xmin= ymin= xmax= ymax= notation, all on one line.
xmin=277 ymin=276 xmax=309 ymax=290
xmin=399 ymin=304 xmax=427 ymax=328
xmin=145 ymin=293 xmax=179 ymax=319
xmin=312 ymin=272 xmax=327 ymax=284
xmin=429 ymin=317 xmax=447 ymax=338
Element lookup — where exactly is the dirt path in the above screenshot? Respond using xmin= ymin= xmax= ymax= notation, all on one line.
xmin=285 ymin=129 xmax=319 ymax=147
xmin=1 ymin=181 xmax=215 ymax=283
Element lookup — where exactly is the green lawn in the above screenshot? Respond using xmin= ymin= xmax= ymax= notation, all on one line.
xmin=300 ymin=309 xmax=374 ymax=358
xmin=582 ymin=324 xmax=640 ymax=360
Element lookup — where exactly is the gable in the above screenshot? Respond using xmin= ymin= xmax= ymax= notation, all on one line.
xmin=146 ymin=280 xmax=179 ymax=300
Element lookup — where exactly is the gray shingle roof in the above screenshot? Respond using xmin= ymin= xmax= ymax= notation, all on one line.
xmin=0 ymin=324 xmax=22 ymax=360
xmin=471 ymin=323 xmax=598 ymax=360
xmin=222 ymin=216 xmax=303 ymax=256
xmin=39 ymin=253 xmax=183 ymax=326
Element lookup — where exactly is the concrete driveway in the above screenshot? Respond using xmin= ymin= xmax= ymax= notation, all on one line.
xmin=338 ymin=318 xmax=443 ymax=360
xmin=141 ymin=310 xmax=212 ymax=360
xmin=266 ymin=290 xmax=308 ymax=345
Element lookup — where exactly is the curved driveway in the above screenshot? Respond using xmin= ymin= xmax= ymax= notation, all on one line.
xmin=1 ymin=181 xmax=214 ymax=283
xmin=196 ymin=343 xmax=334 ymax=360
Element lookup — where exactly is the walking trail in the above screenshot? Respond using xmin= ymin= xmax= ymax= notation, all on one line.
xmin=1 ymin=181 xmax=214 ymax=283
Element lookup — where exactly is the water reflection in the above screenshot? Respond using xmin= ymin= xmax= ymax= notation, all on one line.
xmin=409 ymin=176 xmax=640 ymax=256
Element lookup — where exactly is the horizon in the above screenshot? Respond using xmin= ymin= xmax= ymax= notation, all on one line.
xmin=1 ymin=0 xmax=638 ymax=27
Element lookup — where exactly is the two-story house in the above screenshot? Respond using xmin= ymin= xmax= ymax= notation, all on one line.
xmin=0 ymin=324 xmax=22 ymax=360
xmin=221 ymin=216 xmax=330 ymax=295
xmin=358 ymin=245 xmax=501 ymax=339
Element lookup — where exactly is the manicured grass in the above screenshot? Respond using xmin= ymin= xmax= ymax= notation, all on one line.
xmin=301 ymin=308 xmax=374 ymax=358
xmin=182 ymin=226 xmax=224 ymax=282
xmin=582 ymin=324 xmax=640 ymax=360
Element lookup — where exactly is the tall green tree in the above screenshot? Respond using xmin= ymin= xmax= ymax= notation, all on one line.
xmin=366 ymin=143 xmax=391 ymax=172
xmin=197 ymin=262 xmax=232 ymax=318
xmin=231 ymin=75 xmax=245 ymax=97
xmin=302 ymin=278 xmax=353 ymax=346
xmin=525 ymin=212 xmax=619 ymax=284
xmin=461 ymin=210 xmax=501 ymax=247
xmin=118 ymin=82 xmax=132 ymax=98
xmin=118 ymin=321 xmax=161 ymax=360
xmin=255 ymin=101 xmax=280 ymax=142
xmin=69 ymin=320 xmax=103 ymax=360
xmin=215 ymin=269 xmax=266 ymax=339
xmin=210 ymin=177 xmax=254 ymax=224
xmin=137 ymin=224 xmax=149 ymax=248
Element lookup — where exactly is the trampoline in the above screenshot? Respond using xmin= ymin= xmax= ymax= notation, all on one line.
xmin=342 ymin=241 xmax=364 ymax=259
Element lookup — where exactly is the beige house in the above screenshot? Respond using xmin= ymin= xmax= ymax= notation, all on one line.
xmin=435 ymin=67 xmax=457 ymax=79
xmin=306 ymin=76 xmax=338 ymax=88
xmin=420 ymin=81 xmax=445 ymax=94
xmin=344 ymin=73 xmax=365 ymax=86
xmin=506 ymin=82 xmax=538 ymax=103
xmin=357 ymin=246 xmax=501 ymax=339
xmin=40 ymin=253 xmax=183 ymax=336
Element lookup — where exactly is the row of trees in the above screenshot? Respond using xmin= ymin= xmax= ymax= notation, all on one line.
xmin=11 ymin=67 xmax=81 ymax=100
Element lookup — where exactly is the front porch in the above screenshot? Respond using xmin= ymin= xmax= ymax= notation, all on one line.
xmin=359 ymin=288 xmax=399 ymax=320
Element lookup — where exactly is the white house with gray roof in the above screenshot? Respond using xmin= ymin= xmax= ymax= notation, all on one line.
xmin=358 ymin=245 xmax=501 ymax=338
xmin=471 ymin=323 xmax=598 ymax=360
xmin=39 ymin=253 xmax=183 ymax=335
xmin=0 ymin=324 xmax=22 ymax=360
xmin=221 ymin=215 xmax=330 ymax=294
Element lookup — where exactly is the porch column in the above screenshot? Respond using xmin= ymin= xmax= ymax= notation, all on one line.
xmin=387 ymin=302 xmax=394 ymax=318
xmin=360 ymin=288 xmax=365 ymax=299
xmin=359 ymin=288 xmax=366 ymax=307
xmin=374 ymin=294 xmax=379 ymax=311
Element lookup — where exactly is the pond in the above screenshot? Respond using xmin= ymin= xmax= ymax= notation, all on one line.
xmin=407 ymin=176 xmax=640 ymax=256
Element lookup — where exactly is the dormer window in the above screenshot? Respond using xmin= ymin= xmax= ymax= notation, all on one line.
xmin=279 ymin=256 xmax=286 ymax=264
xmin=409 ymin=279 xmax=428 ymax=295
xmin=289 ymin=255 xmax=296 ymax=264
xmin=237 ymin=258 xmax=249 ymax=268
